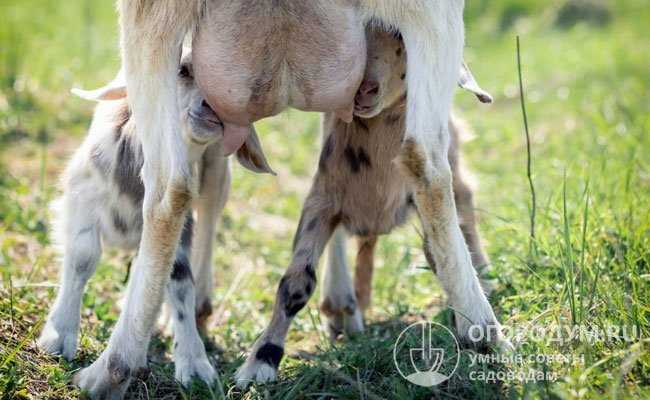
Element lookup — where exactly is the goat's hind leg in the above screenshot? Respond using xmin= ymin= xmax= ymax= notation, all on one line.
xmin=370 ymin=0 xmax=511 ymax=350
xmin=399 ymin=132 xmax=512 ymax=352
xmin=38 ymin=198 xmax=101 ymax=360
xmin=166 ymin=214 xmax=216 ymax=385
xmin=448 ymin=118 xmax=494 ymax=293
xmin=400 ymin=138 xmax=510 ymax=350
xmin=319 ymin=227 xmax=364 ymax=340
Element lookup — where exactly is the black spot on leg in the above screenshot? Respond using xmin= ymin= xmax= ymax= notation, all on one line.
xmin=171 ymin=255 xmax=192 ymax=304
xmin=171 ymin=257 xmax=193 ymax=282
xmin=255 ymin=343 xmax=284 ymax=368
xmin=177 ymin=312 xmax=185 ymax=321
xmin=406 ymin=193 xmax=415 ymax=206
xmin=278 ymin=276 xmax=308 ymax=317
xmin=401 ymin=73 xmax=406 ymax=81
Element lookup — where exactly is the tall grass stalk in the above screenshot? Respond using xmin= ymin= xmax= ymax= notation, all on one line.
xmin=516 ymin=36 xmax=537 ymax=257
xmin=578 ymin=181 xmax=590 ymax=323
xmin=562 ymin=174 xmax=577 ymax=325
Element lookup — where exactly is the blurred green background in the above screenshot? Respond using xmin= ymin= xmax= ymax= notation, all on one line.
xmin=1 ymin=1 xmax=648 ymax=399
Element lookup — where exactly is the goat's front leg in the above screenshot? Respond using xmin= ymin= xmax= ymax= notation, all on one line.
xmin=235 ymin=196 xmax=338 ymax=386
xmin=73 ymin=2 xmax=199 ymax=398
xmin=370 ymin=0 xmax=510 ymax=350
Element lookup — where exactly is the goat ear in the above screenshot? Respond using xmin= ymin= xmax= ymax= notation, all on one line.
xmin=235 ymin=126 xmax=276 ymax=175
xmin=458 ymin=61 xmax=493 ymax=104
xmin=71 ymin=69 xmax=127 ymax=102
xmin=72 ymin=85 xmax=126 ymax=101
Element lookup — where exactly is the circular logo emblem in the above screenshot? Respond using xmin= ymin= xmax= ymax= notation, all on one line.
xmin=393 ymin=321 xmax=460 ymax=387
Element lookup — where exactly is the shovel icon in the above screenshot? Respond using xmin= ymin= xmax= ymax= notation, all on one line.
xmin=405 ymin=323 xmax=449 ymax=387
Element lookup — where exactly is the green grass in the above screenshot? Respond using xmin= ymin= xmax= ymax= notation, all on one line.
xmin=1 ymin=0 xmax=649 ymax=399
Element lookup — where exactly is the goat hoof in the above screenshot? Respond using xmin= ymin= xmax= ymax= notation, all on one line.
xmin=234 ymin=359 xmax=278 ymax=388
xmin=174 ymin=352 xmax=216 ymax=386
xmin=37 ymin=320 xmax=78 ymax=361
xmin=73 ymin=353 xmax=133 ymax=400
xmin=320 ymin=296 xmax=364 ymax=340
xmin=454 ymin=311 xmax=513 ymax=353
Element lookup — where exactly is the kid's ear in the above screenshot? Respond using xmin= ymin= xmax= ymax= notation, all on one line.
xmin=71 ymin=69 xmax=127 ymax=101
xmin=458 ymin=61 xmax=493 ymax=104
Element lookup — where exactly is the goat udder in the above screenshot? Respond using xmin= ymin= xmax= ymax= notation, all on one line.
xmin=222 ymin=123 xmax=251 ymax=155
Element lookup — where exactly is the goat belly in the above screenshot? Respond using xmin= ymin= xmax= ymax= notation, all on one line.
xmin=193 ymin=0 xmax=366 ymax=135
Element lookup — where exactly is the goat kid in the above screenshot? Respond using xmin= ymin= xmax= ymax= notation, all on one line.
xmin=318 ymin=27 xmax=495 ymax=339
xmin=37 ymin=53 xmax=273 ymax=386
xmin=235 ymin=24 xmax=500 ymax=384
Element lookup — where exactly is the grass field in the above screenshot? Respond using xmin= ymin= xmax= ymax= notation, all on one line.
xmin=1 ymin=1 xmax=649 ymax=399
